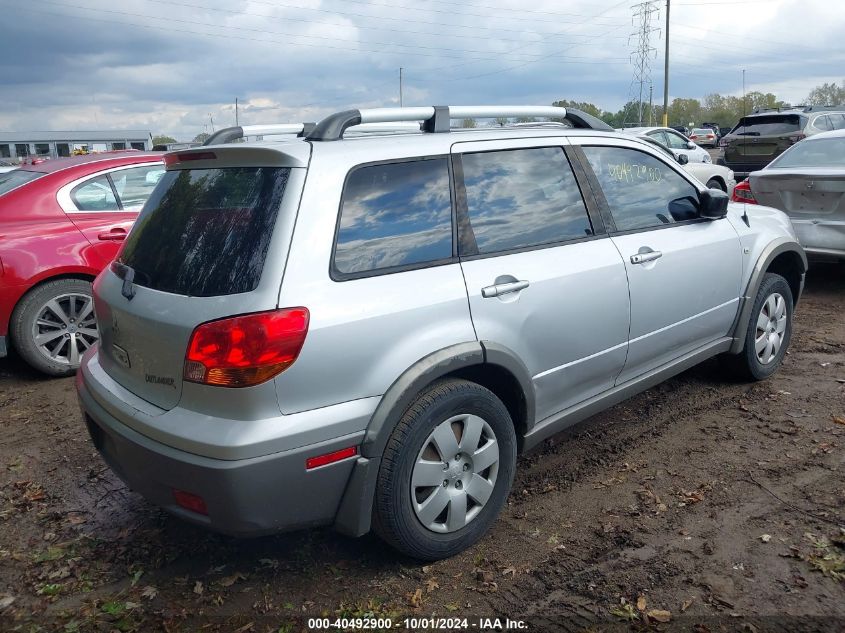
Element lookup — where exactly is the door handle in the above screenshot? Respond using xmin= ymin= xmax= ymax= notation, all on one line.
xmin=630 ymin=250 xmax=662 ymax=264
xmin=98 ymin=228 xmax=127 ymax=241
xmin=481 ymin=280 xmax=530 ymax=298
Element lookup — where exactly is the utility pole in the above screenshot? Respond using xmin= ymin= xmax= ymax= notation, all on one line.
xmin=235 ymin=98 xmax=239 ymax=127
xmin=399 ymin=67 xmax=404 ymax=107
xmin=662 ymin=0 xmax=670 ymax=126
xmin=648 ymin=85 xmax=654 ymax=125
xmin=627 ymin=1 xmax=659 ymax=127
xmin=209 ymin=114 xmax=215 ymax=133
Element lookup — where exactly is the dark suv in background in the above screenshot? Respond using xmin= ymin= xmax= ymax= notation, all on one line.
xmin=719 ymin=105 xmax=845 ymax=177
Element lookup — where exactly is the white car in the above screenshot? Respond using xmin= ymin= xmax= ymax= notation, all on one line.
xmin=624 ymin=126 xmax=712 ymax=164
xmin=636 ymin=135 xmax=735 ymax=195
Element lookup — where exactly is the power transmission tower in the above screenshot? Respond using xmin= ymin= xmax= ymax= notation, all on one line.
xmin=626 ymin=0 xmax=659 ymax=126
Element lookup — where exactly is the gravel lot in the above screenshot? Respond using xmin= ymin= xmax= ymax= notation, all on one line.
xmin=0 ymin=263 xmax=843 ymax=632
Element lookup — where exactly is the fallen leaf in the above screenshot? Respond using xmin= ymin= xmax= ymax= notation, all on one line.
xmin=833 ymin=416 xmax=845 ymax=426
xmin=408 ymin=588 xmax=423 ymax=609
xmin=647 ymin=609 xmax=671 ymax=623
xmin=502 ymin=567 xmax=517 ymax=577
xmin=444 ymin=603 xmax=459 ymax=612
xmin=681 ymin=598 xmax=694 ymax=612
xmin=0 ymin=596 xmax=15 ymax=611
xmin=141 ymin=586 xmax=158 ymax=600
xmin=636 ymin=595 xmax=647 ymax=611
xmin=425 ymin=579 xmax=439 ymax=593
xmin=193 ymin=581 xmax=204 ymax=595
xmin=217 ymin=572 xmax=246 ymax=587
xmin=760 ymin=534 xmax=772 ymax=543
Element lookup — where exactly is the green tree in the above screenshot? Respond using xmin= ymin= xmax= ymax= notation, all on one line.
xmin=460 ymin=118 xmax=477 ymax=128
xmin=152 ymin=135 xmax=177 ymax=146
xmin=805 ymin=82 xmax=845 ymax=106
xmin=192 ymin=132 xmax=211 ymax=143
xmin=668 ymin=98 xmax=702 ymax=128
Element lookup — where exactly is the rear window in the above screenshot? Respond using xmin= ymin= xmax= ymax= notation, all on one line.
xmin=730 ymin=114 xmax=804 ymax=136
xmin=692 ymin=128 xmax=711 ymax=135
xmin=0 ymin=169 xmax=42 ymax=196
xmin=769 ymin=137 xmax=845 ymax=168
xmin=118 ymin=167 xmax=290 ymax=297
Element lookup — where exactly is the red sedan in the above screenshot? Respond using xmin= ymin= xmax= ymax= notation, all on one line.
xmin=0 ymin=152 xmax=164 ymax=375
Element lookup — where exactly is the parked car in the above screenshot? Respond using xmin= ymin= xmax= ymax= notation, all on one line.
xmin=623 ymin=126 xmax=712 ymax=163
xmin=0 ymin=160 xmax=17 ymax=174
xmin=77 ymin=106 xmax=806 ymax=561
xmin=637 ymin=135 xmax=736 ymax=195
xmin=732 ymin=129 xmax=845 ymax=260
xmin=670 ymin=125 xmax=690 ymax=137
xmin=719 ymin=106 xmax=845 ymax=178
xmin=0 ymin=152 xmax=165 ymax=375
xmin=690 ymin=127 xmax=719 ymax=148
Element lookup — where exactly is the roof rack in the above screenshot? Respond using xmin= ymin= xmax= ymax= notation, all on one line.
xmin=203 ymin=123 xmax=316 ymax=146
xmin=305 ymin=105 xmax=614 ymax=141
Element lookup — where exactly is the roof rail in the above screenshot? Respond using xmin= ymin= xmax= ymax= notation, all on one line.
xmin=305 ymin=105 xmax=614 ymax=141
xmin=203 ymin=123 xmax=316 ymax=146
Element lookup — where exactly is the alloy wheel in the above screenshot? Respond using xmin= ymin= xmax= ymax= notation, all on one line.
xmin=754 ymin=292 xmax=787 ymax=365
xmin=30 ymin=293 xmax=98 ymax=367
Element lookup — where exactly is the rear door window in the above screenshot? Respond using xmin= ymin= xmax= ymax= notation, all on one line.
xmin=459 ymin=147 xmax=592 ymax=254
xmin=731 ymin=114 xmax=804 ymax=136
xmin=118 ymin=167 xmax=291 ymax=297
xmin=582 ymin=146 xmax=701 ymax=231
xmin=333 ymin=158 xmax=453 ymax=277
xmin=664 ymin=131 xmax=689 ymax=149
xmin=111 ymin=165 xmax=166 ymax=210
xmin=71 ymin=175 xmax=120 ymax=211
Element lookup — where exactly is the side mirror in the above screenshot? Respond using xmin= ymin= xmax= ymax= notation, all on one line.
xmin=676 ymin=153 xmax=689 ymax=165
xmin=686 ymin=141 xmax=696 ymax=149
xmin=700 ymin=188 xmax=729 ymax=219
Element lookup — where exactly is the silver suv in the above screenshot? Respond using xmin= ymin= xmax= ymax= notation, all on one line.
xmin=77 ymin=105 xmax=806 ymax=560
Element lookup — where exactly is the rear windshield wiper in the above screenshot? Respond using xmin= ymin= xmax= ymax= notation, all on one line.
xmin=111 ymin=262 xmax=137 ymax=301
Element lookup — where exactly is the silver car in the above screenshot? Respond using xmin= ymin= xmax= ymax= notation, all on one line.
xmin=77 ymin=105 xmax=806 ymax=560
xmin=748 ymin=128 xmax=845 ymax=260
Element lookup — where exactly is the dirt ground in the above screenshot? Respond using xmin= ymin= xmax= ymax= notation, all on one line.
xmin=1 ymin=264 xmax=843 ymax=633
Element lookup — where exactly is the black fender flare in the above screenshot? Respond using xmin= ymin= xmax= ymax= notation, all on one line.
xmin=729 ymin=239 xmax=807 ymax=355
xmin=333 ymin=341 xmax=534 ymax=536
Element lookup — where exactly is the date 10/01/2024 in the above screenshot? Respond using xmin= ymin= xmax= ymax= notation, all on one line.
xmin=307 ymin=617 xmax=528 ymax=630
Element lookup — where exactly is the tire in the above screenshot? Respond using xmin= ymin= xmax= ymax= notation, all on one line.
xmin=706 ymin=178 xmax=725 ymax=192
xmin=373 ymin=379 xmax=517 ymax=560
xmin=10 ymin=278 xmax=98 ymax=377
xmin=722 ymin=273 xmax=793 ymax=381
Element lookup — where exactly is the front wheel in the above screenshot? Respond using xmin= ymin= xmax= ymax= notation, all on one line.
xmin=373 ymin=379 xmax=517 ymax=560
xmin=10 ymin=278 xmax=98 ymax=376
xmin=722 ymin=272 xmax=793 ymax=381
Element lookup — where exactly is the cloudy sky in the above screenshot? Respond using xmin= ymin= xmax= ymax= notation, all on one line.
xmin=2 ymin=0 xmax=843 ymax=140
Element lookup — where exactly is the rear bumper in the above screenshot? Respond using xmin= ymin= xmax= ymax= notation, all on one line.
xmin=791 ymin=220 xmax=845 ymax=261
xmin=721 ymin=160 xmax=770 ymax=179
xmin=76 ymin=352 xmax=368 ymax=537
xmin=0 ymin=335 xmax=6 ymax=358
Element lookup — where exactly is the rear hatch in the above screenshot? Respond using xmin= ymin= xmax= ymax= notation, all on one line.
xmin=94 ymin=146 xmax=308 ymax=410
xmin=724 ymin=113 xmax=806 ymax=168
xmin=751 ymin=170 xmax=845 ymax=216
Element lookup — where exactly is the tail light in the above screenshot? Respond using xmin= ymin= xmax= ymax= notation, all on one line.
xmin=731 ymin=179 xmax=758 ymax=204
xmin=184 ymin=308 xmax=309 ymax=387
xmin=787 ymin=133 xmax=805 ymax=144
xmin=163 ymin=151 xmax=217 ymax=166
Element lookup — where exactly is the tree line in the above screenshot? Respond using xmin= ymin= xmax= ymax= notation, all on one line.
xmin=554 ymin=81 xmax=844 ymax=130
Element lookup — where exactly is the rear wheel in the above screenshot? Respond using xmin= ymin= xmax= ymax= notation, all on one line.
xmin=373 ymin=379 xmax=517 ymax=560
xmin=706 ymin=178 xmax=726 ymax=192
xmin=722 ymin=273 xmax=793 ymax=381
xmin=10 ymin=278 xmax=98 ymax=376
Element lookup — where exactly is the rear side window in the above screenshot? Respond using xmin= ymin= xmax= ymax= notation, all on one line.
xmin=0 ymin=170 xmax=42 ymax=196
xmin=460 ymin=147 xmax=591 ymax=254
xmin=119 ymin=167 xmax=290 ymax=297
xmin=583 ymin=146 xmax=700 ymax=231
xmin=334 ymin=158 xmax=452 ymax=277
xmin=730 ymin=114 xmax=804 ymax=136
